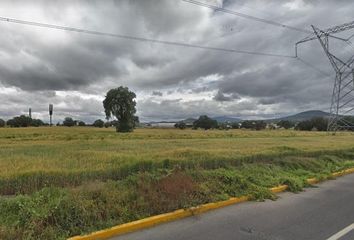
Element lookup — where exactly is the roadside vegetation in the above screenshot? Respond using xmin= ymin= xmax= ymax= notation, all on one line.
xmin=0 ymin=127 xmax=354 ymax=239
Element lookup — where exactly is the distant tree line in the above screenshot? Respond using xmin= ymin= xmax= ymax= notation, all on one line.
xmin=295 ymin=117 xmax=327 ymax=131
xmin=0 ymin=115 xmax=108 ymax=128
xmin=59 ymin=117 xmax=139 ymax=129
xmin=0 ymin=86 xmax=139 ymax=133
xmin=173 ymin=115 xmax=354 ymax=132
xmin=174 ymin=122 xmax=187 ymax=129
xmin=0 ymin=115 xmax=138 ymax=129
xmin=59 ymin=117 xmax=130 ymax=128
xmin=294 ymin=116 xmax=354 ymax=131
xmin=174 ymin=115 xmax=268 ymax=131
xmin=4 ymin=115 xmax=46 ymax=128
xmin=59 ymin=117 xmax=87 ymax=127
xmin=240 ymin=120 xmax=267 ymax=130
xmin=277 ymin=120 xmax=295 ymax=129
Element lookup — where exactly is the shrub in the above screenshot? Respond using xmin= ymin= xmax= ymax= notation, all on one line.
xmin=93 ymin=119 xmax=104 ymax=128
xmin=218 ymin=123 xmax=231 ymax=130
xmin=241 ymin=120 xmax=266 ymax=130
xmin=63 ymin=117 xmax=75 ymax=127
xmin=30 ymin=119 xmax=45 ymax=127
xmin=277 ymin=120 xmax=294 ymax=129
xmin=231 ymin=122 xmax=240 ymax=129
xmin=0 ymin=119 xmax=5 ymax=128
xmin=78 ymin=121 xmax=86 ymax=126
xmin=174 ymin=122 xmax=187 ymax=129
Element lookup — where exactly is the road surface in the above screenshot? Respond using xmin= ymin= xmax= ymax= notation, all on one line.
xmin=113 ymin=173 xmax=354 ymax=240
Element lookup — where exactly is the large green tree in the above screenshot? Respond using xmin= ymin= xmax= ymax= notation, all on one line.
xmin=6 ymin=115 xmax=32 ymax=127
xmin=103 ymin=86 xmax=137 ymax=132
xmin=193 ymin=115 xmax=218 ymax=130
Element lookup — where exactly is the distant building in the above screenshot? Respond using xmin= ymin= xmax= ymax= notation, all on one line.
xmin=266 ymin=123 xmax=279 ymax=130
xmin=149 ymin=122 xmax=177 ymax=128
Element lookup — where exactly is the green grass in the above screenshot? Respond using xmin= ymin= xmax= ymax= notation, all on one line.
xmin=0 ymin=127 xmax=354 ymax=239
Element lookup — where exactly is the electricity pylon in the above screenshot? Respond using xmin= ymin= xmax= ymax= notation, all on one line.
xmin=296 ymin=20 xmax=354 ymax=132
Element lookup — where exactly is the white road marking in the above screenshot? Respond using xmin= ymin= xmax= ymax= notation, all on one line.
xmin=326 ymin=223 xmax=354 ymax=240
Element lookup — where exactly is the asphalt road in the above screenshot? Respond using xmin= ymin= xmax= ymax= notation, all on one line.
xmin=113 ymin=173 xmax=354 ymax=240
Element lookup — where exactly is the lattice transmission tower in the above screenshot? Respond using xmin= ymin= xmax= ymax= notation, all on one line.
xmin=296 ymin=21 xmax=354 ymax=132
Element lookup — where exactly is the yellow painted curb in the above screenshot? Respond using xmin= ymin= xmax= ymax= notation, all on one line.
xmin=270 ymin=185 xmax=288 ymax=193
xmin=306 ymin=178 xmax=319 ymax=185
xmin=332 ymin=167 xmax=354 ymax=178
xmin=68 ymin=167 xmax=354 ymax=240
xmin=191 ymin=196 xmax=249 ymax=215
xmin=69 ymin=209 xmax=191 ymax=240
xmin=68 ymin=196 xmax=249 ymax=240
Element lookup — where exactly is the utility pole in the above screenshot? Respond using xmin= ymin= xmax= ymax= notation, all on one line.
xmin=29 ymin=108 xmax=32 ymax=119
xmin=296 ymin=20 xmax=354 ymax=133
xmin=49 ymin=104 xmax=53 ymax=126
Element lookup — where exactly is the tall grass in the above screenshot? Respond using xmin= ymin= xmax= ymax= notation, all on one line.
xmin=1 ymin=127 xmax=354 ymax=194
xmin=1 ymin=152 xmax=354 ymax=239
xmin=1 ymin=127 xmax=354 ymax=239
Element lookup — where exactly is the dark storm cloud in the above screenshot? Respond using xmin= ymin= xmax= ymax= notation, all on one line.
xmin=152 ymin=91 xmax=163 ymax=96
xmin=0 ymin=0 xmax=353 ymax=121
xmin=213 ymin=90 xmax=240 ymax=102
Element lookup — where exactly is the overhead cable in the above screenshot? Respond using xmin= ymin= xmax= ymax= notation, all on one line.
xmin=182 ymin=0 xmax=312 ymax=34
xmin=296 ymin=57 xmax=332 ymax=77
xmin=0 ymin=16 xmax=295 ymax=58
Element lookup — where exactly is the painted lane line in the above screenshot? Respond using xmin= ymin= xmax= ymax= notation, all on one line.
xmin=326 ymin=223 xmax=354 ymax=240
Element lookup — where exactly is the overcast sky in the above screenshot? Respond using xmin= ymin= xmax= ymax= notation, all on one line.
xmin=0 ymin=0 xmax=353 ymax=123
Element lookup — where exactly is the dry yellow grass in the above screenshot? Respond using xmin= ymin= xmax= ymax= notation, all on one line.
xmin=0 ymin=127 xmax=354 ymax=178
xmin=1 ymin=127 xmax=354 ymax=239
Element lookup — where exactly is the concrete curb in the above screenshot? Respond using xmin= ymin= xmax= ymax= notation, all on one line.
xmin=68 ymin=167 xmax=354 ymax=240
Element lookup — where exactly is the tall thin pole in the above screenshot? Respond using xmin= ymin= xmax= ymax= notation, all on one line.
xmin=49 ymin=104 xmax=53 ymax=126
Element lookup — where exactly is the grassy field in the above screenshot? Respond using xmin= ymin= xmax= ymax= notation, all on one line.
xmin=1 ymin=127 xmax=354 ymax=239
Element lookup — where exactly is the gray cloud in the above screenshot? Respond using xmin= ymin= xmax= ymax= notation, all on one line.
xmin=213 ymin=90 xmax=240 ymax=102
xmin=152 ymin=91 xmax=163 ymax=96
xmin=0 ymin=0 xmax=353 ymax=122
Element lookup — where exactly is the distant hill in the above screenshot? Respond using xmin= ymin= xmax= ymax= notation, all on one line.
xmin=148 ymin=121 xmax=177 ymax=124
xmin=179 ymin=116 xmax=241 ymax=124
xmin=181 ymin=118 xmax=197 ymax=124
xmin=146 ymin=110 xmax=331 ymax=125
xmin=211 ymin=116 xmax=242 ymax=123
xmin=270 ymin=110 xmax=331 ymax=123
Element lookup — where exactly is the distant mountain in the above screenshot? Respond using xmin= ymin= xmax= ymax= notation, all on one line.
xmin=182 ymin=118 xmax=197 ymax=124
xmin=271 ymin=110 xmax=331 ymax=122
xmin=148 ymin=121 xmax=177 ymax=124
xmin=179 ymin=116 xmax=241 ymax=124
xmin=145 ymin=110 xmax=331 ymax=125
xmin=212 ymin=116 xmax=242 ymax=123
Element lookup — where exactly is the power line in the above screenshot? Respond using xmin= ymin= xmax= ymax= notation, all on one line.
xmin=296 ymin=57 xmax=332 ymax=77
xmin=347 ymin=33 xmax=354 ymax=41
xmin=182 ymin=0 xmax=312 ymax=34
xmin=0 ymin=16 xmax=295 ymax=59
xmin=219 ymin=1 xmax=274 ymax=19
